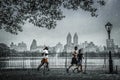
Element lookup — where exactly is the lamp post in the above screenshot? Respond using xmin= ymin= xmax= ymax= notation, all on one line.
xmin=105 ymin=22 xmax=113 ymax=73
xmin=105 ymin=22 xmax=113 ymax=39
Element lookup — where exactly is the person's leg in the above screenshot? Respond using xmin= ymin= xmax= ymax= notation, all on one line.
xmin=46 ymin=62 xmax=50 ymax=71
xmin=37 ymin=59 xmax=44 ymax=70
xmin=68 ymin=64 xmax=73 ymax=69
xmin=73 ymin=64 xmax=78 ymax=72
xmin=67 ymin=64 xmax=73 ymax=73
xmin=67 ymin=58 xmax=74 ymax=73
xmin=80 ymin=65 xmax=83 ymax=72
xmin=77 ymin=64 xmax=80 ymax=72
xmin=37 ymin=62 xmax=44 ymax=70
xmin=76 ymin=60 xmax=82 ymax=72
xmin=80 ymin=60 xmax=83 ymax=72
xmin=46 ymin=62 xmax=48 ymax=68
xmin=75 ymin=59 xmax=80 ymax=72
xmin=45 ymin=58 xmax=50 ymax=71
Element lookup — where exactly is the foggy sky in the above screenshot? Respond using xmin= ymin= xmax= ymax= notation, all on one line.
xmin=0 ymin=0 xmax=120 ymax=50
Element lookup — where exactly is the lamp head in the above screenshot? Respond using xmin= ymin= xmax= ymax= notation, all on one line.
xmin=105 ymin=22 xmax=113 ymax=31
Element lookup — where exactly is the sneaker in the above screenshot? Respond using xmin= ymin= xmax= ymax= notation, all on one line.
xmin=77 ymin=70 xmax=81 ymax=73
xmin=73 ymin=68 xmax=76 ymax=73
xmin=66 ymin=68 xmax=69 ymax=73
xmin=37 ymin=68 xmax=39 ymax=71
xmin=73 ymin=69 xmax=75 ymax=73
xmin=47 ymin=69 xmax=50 ymax=71
xmin=73 ymin=68 xmax=78 ymax=73
xmin=77 ymin=71 xmax=80 ymax=73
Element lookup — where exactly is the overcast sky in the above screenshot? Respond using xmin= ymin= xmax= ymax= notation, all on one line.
xmin=0 ymin=0 xmax=120 ymax=50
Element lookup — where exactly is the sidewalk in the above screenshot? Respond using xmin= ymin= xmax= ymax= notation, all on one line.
xmin=0 ymin=68 xmax=120 ymax=80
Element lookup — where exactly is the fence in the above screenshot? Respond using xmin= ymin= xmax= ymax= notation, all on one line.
xmin=0 ymin=56 xmax=120 ymax=72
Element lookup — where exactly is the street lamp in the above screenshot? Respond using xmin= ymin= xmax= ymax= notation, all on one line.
xmin=105 ymin=22 xmax=113 ymax=73
xmin=105 ymin=22 xmax=113 ymax=39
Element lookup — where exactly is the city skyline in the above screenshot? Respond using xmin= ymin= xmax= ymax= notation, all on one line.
xmin=9 ymin=37 xmax=101 ymax=51
xmin=9 ymin=32 xmax=107 ymax=52
xmin=1 ymin=30 xmax=120 ymax=50
xmin=10 ymin=32 xmax=106 ymax=53
xmin=9 ymin=35 xmax=104 ymax=49
xmin=0 ymin=0 xmax=120 ymax=49
xmin=8 ymin=32 xmax=120 ymax=53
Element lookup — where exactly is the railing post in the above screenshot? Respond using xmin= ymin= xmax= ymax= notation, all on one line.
xmin=115 ymin=65 xmax=118 ymax=74
xmin=23 ymin=57 xmax=24 ymax=69
xmin=109 ymin=51 xmax=113 ymax=73
xmin=65 ymin=52 xmax=67 ymax=69
xmin=84 ymin=52 xmax=87 ymax=74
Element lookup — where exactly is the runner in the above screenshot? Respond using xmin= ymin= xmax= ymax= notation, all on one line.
xmin=66 ymin=46 xmax=78 ymax=73
xmin=37 ymin=47 xmax=49 ymax=71
xmin=75 ymin=48 xmax=84 ymax=72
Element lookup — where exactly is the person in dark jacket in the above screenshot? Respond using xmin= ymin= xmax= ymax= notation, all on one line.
xmin=66 ymin=46 xmax=78 ymax=73
xmin=76 ymin=48 xmax=84 ymax=72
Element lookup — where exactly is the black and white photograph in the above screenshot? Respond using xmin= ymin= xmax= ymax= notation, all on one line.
xmin=0 ymin=0 xmax=120 ymax=80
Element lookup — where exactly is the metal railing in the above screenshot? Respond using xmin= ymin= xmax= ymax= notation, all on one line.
xmin=0 ymin=57 xmax=120 ymax=72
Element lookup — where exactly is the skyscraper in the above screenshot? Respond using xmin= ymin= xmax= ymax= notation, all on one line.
xmin=67 ymin=32 xmax=72 ymax=45
xmin=73 ymin=32 xmax=78 ymax=46
xmin=64 ymin=32 xmax=79 ymax=53
xmin=30 ymin=39 xmax=37 ymax=51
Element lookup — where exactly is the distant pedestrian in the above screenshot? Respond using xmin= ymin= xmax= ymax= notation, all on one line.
xmin=66 ymin=46 xmax=78 ymax=73
xmin=37 ymin=47 xmax=49 ymax=71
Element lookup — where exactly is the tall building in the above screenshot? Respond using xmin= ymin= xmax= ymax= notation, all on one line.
xmin=67 ymin=32 xmax=72 ymax=45
xmin=73 ymin=32 xmax=78 ymax=46
xmin=64 ymin=32 xmax=79 ymax=53
xmin=30 ymin=39 xmax=55 ymax=52
xmin=30 ymin=39 xmax=37 ymax=51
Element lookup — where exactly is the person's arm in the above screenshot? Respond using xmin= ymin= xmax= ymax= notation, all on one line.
xmin=72 ymin=53 xmax=75 ymax=57
xmin=45 ymin=50 xmax=48 ymax=56
xmin=82 ymin=54 xmax=84 ymax=59
xmin=42 ymin=50 xmax=45 ymax=56
xmin=45 ymin=53 xmax=48 ymax=56
xmin=42 ymin=53 xmax=44 ymax=56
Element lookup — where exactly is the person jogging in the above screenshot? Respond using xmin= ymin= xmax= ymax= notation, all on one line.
xmin=37 ymin=47 xmax=49 ymax=71
xmin=77 ymin=48 xmax=84 ymax=72
xmin=66 ymin=46 xmax=78 ymax=73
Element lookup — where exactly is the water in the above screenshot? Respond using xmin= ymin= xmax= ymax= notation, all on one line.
xmin=0 ymin=57 xmax=120 ymax=70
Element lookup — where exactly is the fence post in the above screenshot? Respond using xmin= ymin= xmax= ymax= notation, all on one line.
xmin=23 ymin=57 xmax=24 ymax=69
xmin=65 ymin=52 xmax=67 ymax=69
xmin=104 ymin=54 xmax=107 ymax=72
xmin=84 ymin=52 xmax=87 ymax=74
xmin=115 ymin=65 xmax=118 ymax=74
